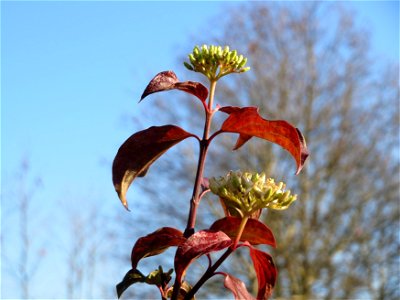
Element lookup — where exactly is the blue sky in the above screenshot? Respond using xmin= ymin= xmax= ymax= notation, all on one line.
xmin=1 ymin=1 xmax=399 ymax=299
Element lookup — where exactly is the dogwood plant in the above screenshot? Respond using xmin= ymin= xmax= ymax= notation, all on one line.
xmin=112 ymin=45 xmax=309 ymax=300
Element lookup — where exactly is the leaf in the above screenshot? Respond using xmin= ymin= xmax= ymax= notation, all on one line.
xmin=140 ymin=71 xmax=208 ymax=103
xmin=116 ymin=267 xmax=173 ymax=299
xmin=239 ymin=242 xmax=277 ymax=300
xmin=250 ymin=247 xmax=276 ymax=300
xmin=112 ymin=125 xmax=197 ymax=209
xmin=174 ymin=230 xmax=232 ymax=283
xmin=145 ymin=266 xmax=173 ymax=286
xmin=116 ymin=269 xmax=145 ymax=298
xmin=131 ymin=227 xmax=186 ymax=269
xmin=221 ymin=272 xmax=256 ymax=300
xmin=219 ymin=106 xmax=309 ymax=174
xmin=167 ymin=281 xmax=196 ymax=300
xmin=209 ymin=217 xmax=276 ymax=247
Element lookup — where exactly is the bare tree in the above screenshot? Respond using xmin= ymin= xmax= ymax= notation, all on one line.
xmin=61 ymin=197 xmax=119 ymax=299
xmin=1 ymin=158 xmax=46 ymax=299
xmin=202 ymin=3 xmax=399 ymax=299
xmin=126 ymin=2 xmax=399 ymax=299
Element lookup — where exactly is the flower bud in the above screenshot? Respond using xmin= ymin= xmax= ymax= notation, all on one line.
xmin=189 ymin=54 xmax=196 ymax=64
xmin=193 ymin=46 xmax=200 ymax=58
xmin=209 ymin=171 xmax=297 ymax=218
xmin=183 ymin=62 xmax=194 ymax=71
xmin=184 ymin=45 xmax=251 ymax=80
xmin=238 ymin=57 xmax=247 ymax=69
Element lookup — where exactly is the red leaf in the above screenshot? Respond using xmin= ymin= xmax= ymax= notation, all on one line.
xmin=239 ymin=242 xmax=277 ymax=300
xmin=131 ymin=227 xmax=186 ymax=269
xmin=112 ymin=125 xmax=197 ymax=209
xmin=219 ymin=106 xmax=309 ymax=174
xmin=173 ymin=81 xmax=209 ymax=103
xmin=140 ymin=71 xmax=208 ymax=103
xmin=209 ymin=217 xmax=276 ymax=247
xmin=221 ymin=272 xmax=256 ymax=300
xmin=174 ymin=230 xmax=232 ymax=283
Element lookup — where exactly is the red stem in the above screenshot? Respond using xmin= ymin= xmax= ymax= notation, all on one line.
xmin=184 ymin=141 xmax=209 ymax=237
xmin=172 ymin=80 xmax=217 ymax=300
xmin=184 ymin=80 xmax=217 ymax=237
xmin=183 ymin=217 xmax=249 ymax=300
xmin=183 ymin=247 xmax=233 ymax=300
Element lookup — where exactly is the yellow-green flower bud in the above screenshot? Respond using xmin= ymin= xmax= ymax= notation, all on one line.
xmin=223 ymin=46 xmax=229 ymax=55
xmin=236 ymin=55 xmax=244 ymax=66
xmin=193 ymin=46 xmax=200 ymax=58
xmin=189 ymin=54 xmax=196 ymax=64
xmin=184 ymin=44 xmax=251 ymax=80
xmin=201 ymin=44 xmax=209 ymax=56
xmin=209 ymin=171 xmax=297 ymax=218
xmin=238 ymin=57 xmax=247 ymax=69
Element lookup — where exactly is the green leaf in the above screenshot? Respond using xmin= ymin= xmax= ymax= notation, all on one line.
xmin=116 ymin=269 xmax=145 ymax=298
xmin=116 ymin=267 xmax=173 ymax=299
xmin=145 ymin=266 xmax=173 ymax=286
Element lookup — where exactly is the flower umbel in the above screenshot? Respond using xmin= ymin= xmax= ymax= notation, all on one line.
xmin=209 ymin=171 xmax=297 ymax=218
xmin=184 ymin=45 xmax=250 ymax=81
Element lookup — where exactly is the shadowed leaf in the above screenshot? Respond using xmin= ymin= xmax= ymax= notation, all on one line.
xmin=145 ymin=266 xmax=173 ymax=286
xmin=112 ymin=125 xmax=197 ymax=209
xmin=174 ymin=230 xmax=232 ymax=283
xmin=131 ymin=227 xmax=186 ymax=269
xmin=209 ymin=217 xmax=276 ymax=247
xmin=239 ymin=242 xmax=277 ymax=300
xmin=219 ymin=106 xmax=309 ymax=174
xmin=116 ymin=269 xmax=145 ymax=298
xmin=116 ymin=267 xmax=173 ymax=299
xmin=140 ymin=71 xmax=208 ymax=103
xmin=221 ymin=272 xmax=256 ymax=300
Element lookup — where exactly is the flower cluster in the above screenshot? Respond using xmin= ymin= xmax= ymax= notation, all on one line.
xmin=209 ymin=171 xmax=297 ymax=218
xmin=184 ymin=45 xmax=250 ymax=80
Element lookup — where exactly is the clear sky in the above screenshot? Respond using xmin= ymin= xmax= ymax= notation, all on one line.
xmin=1 ymin=1 xmax=399 ymax=299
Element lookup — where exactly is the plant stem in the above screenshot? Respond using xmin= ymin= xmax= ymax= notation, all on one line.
xmin=233 ymin=216 xmax=249 ymax=248
xmin=173 ymin=80 xmax=217 ymax=300
xmin=184 ymin=247 xmax=233 ymax=300
xmin=183 ymin=217 xmax=249 ymax=300
xmin=184 ymin=143 xmax=208 ymax=237
xmin=184 ymin=80 xmax=217 ymax=238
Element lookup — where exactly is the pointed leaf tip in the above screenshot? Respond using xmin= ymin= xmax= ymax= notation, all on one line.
xmin=112 ymin=125 xmax=196 ymax=209
xmin=295 ymin=128 xmax=309 ymax=175
xmin=218 ymin=106 xmax=309 ymax=174
xmin=222 ymin=273 xmax=256 ymax=300
xmin=116 ymin=269 xmax=145 ymax=298
xmin=140 ymin=71 xmax=208 ymax=103
xmin=238 ymin=242 xmax=277 ymax=300
xmin=140 ymin=71 xmax=178 ymax=100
